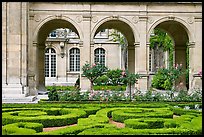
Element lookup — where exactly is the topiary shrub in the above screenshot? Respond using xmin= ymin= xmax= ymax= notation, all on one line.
xmin=2 ymin=122 xmax=43 ymax=135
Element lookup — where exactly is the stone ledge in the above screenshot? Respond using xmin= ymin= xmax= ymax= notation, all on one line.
xmin=2 ymin=96 xmax=37 ymax=103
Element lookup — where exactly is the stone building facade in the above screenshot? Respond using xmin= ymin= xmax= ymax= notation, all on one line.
xmin=2 ymin=2 xmax=202 ymax=99
xmin=44 ymin=28 xmax=122 ymax=87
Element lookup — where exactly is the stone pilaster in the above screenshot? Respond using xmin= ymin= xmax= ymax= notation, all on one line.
xmin=80 ymin=12 xmax=92 ymax=91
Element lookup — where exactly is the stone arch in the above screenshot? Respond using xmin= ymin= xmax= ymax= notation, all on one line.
xmin=91 ymin=16 xmax=138 ymax=73
xmin=91 ymin=16 xmax=139 ymax=45
xmin=147 ymin=16 xmax=194 ymax=43
xmin=32 ymin=15 xmax=83 ymax=92
xmin=147 ymin=16 xmax=193 ymax=90
xmin=33 ymin=15 xmax=83 ymax=44
xmin=45 ymin=42 xmax=61 ymax=54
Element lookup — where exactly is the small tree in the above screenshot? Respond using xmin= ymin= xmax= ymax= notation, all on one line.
xmin=122 ymin=70 xmax=140 ymax=100
xmin=82 ymin=62 xmax=108 ymax=91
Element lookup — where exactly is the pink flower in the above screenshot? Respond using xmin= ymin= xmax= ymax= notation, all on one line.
xmin=122 ymin=71 xmax=126 ymax=76
xmin=92 ymin=63 xmax=96 ymax=67
xmin=198 ymin=69 xmax=202 ymax=76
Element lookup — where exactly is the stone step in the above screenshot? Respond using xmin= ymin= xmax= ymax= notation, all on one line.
xmin=2 ymin=96 xmax=37 ymax=103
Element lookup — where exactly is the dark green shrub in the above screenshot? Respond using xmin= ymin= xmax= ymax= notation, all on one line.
xmin=59 ymin=90 xmax=81 ymax=101
xmin=106 ymin=69 xmax=124 ymax=85
xmin=151 ymin=65 xmax=185 ymax=90
xmin=93 ymin=85 xmax=126 ymax=91
xmin=48 ymin=87 xmax=59 ymax=101
xmin=164 ymin=119 xmax=177 ymax=128
xmin=46 ymin=86 xmax=77 ymax=91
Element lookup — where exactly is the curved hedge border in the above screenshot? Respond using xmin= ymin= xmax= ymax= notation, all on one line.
xmin=2 ymin=122 xmax=43 ymax=135
xmin=2 ymin=108 xmax=87 ymax=127
xmin=78 ymin=116 xmax=202 ymax=135
xmin=112 ymin=108 xmax=173 ymax=122
xmin=77 ymin=115 xmax=109 ymax=126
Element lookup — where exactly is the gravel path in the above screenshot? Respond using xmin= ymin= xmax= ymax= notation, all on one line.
xmin=43 ymin=118 xmax=125 ymax=132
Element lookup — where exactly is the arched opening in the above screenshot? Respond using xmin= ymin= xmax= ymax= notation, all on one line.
xmin=93 ymin=20 xmax=135 ymax=73
xmin=149 ymin=20 xmax=189 ymax=90
xmin=36 ymin=19 xmax=80 ymax=92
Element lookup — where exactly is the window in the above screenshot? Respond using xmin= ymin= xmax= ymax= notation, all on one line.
xmin=94 ymin=48 xmax=105 ymax=66
xmin=70 ymin=48 xmax=80 ymax=71
xmin=50 ymin=30 xmax=57 ymax=37
xmin=45 ymin=48 xmax=56 ymax=77
xmin=149 ymin=45 xmax=166 ymax=72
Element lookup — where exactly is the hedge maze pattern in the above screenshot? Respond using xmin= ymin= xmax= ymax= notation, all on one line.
xmin=2 ymin=103 xmax=202 ymax=135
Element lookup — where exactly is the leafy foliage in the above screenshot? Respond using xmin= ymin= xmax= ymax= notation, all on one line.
xmin=82 ymin=62 xmax=108 ymax=90
xmin=48 ymin=86 xmax=59 ymax=101
xmin=151 ymin=64 xmax=185 ymax=90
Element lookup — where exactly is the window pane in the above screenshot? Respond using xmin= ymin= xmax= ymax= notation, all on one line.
xmin=94 ymin=48 xmax=105 ymax=66
xmin=70 ymin=48 xmax=80 ymax=72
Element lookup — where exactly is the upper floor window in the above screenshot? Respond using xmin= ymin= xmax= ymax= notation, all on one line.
xmin=70 ymin=48 xmax=80 ymax=72
xmin=50 ymin=30 xmax=57 ymax=38
xmin=45 ymin=48 xmax=56 ymax=77
xmin=94 ymin=48 xmax=105 ymax=66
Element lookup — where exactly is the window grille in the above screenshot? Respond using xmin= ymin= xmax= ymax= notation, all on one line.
xmin=94 ymin=48 xmax=105 ymax=66
xmin=70 ymin=48 xmax=80 ymax=71
xmin=45 ymin=48 xmax=56 ymax=77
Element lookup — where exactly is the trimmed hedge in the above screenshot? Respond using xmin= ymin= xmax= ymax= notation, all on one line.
xmin=112 ymin=108 xmax=173 ymax=122
xmin=2 ymin=102 xmax=202 ymax=135
xmin=36 ymin=124 xmax=112 ymax=135
xmin=2 ymin=122 xmax=43 ymax=135
xmin=124 ymin=118 xmax=165 ymax=129
xmin=77 ymin=115 xmax=109 ymax=126
xmin=2 ymin=108 xmax=87 ymax=127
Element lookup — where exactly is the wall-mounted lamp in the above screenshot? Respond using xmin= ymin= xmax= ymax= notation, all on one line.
xmin=60 ymin=38 xmax=69 ymax=58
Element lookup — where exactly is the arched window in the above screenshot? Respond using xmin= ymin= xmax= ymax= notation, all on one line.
xmin=45 ymin=48 xmax=56 ymax=77
xmin=94 ymin=48 xmax=105 ymax=66
xmin=69 ymin=48 xmax=80 ymax=71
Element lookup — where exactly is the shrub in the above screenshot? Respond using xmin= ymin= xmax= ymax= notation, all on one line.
xmin=2 ymin=108 xmax=87 ymax=127
xmin=151 ymin=64 xmax=185 ymax=90
xmin=48 ymin=86 xmax=59 ymax=101
xmin=82 ymin=62 xmax=108 ymax=90
xmin=94 ymin=74 xmax=109 ymax=86
xmin=106 ymin=69 xmax=124 ymax=85
xmin=2 ymin=122 xmax=43 ymax=135
xmin=125 ymin=118 xmax=165 ymax=129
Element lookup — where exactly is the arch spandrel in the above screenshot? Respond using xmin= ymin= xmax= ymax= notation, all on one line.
xmin=91 ymin=16 xmax=140 ymax=45
xmin=33 ymin=15 xmax=83 ymax=45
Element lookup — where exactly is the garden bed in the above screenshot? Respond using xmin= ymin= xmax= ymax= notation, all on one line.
xmin=2 ymin=102 xmax=202 ymax=135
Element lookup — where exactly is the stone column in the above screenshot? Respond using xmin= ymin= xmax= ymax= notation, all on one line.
xmin=128 ymin=45 xmax=135 ymax=73
xmin=2 ymin=2 xmax=29 ymax=97
xmin=80 ymin=13 xmax=92 ymax=91
xmin=28 ymin=41 xmax=38 ymax=96
xmin=37 ymin=45 xmax=45 ymax=91
xmin=188 ymin=16 xmax=202 ymax=91
xmin=90 ymin=41 xmax=95 ymax=64
xmin=146 ymin=42 xmax=151 ymax=88
xmin=135 ymin=13 xmax=148 ymax=91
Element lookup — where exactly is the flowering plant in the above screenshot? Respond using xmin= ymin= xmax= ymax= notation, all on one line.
xmin=151 ymin=63 xmax=185 ymax=90
xmin=82 ymin=62 xmax=108 ymax=91
xmin=198 ymin=69 xmax=202 ymax=79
